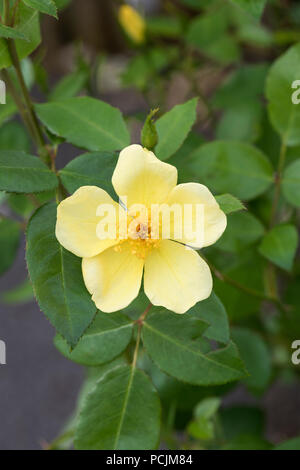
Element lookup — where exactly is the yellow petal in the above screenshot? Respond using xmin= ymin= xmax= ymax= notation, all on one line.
xmin=165 ymin=183 xmax=227 ymax=248
xmin=56 ymin=186 xmax=123 ymax=258
xmin=118 ymin=5 xmax=146 ymax=44
xmin=82 ymin=241 xmax=144 ymax=313
xmin=112 ymin=145 xmax=177 ymax=209
xmin=144 ymin=240 xmax=212 ymax=313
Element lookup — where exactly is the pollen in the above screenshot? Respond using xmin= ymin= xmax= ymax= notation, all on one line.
xmin=113 ymin=217 xmax=161 ymax=259
xmin=128 ymin=237 xmax=161 ymax=259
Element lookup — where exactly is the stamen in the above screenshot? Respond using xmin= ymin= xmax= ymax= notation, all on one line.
xmin=114 ymin=215 xmax=161 ymax=259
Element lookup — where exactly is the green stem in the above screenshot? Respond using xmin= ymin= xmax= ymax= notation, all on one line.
xmin=11 ymin=0 xmax=21 ymax=26
xmin=208 ymin=260 xmax=286 ymax=311
xmin=138 ymin=302 xmax=152 ymax=323
xmin=3 ymin=0 xmax=10 ymax=24
xmin=56 ymin=175 xmax=69 ymax=204
xmin=132 ymin=303 xmax=152 ymax=368
xmin=46 ymin=429 xmax=75 ymax=450
xmin=264 ymin=261 xmax=278 ymax=300
xmin=132 ymin=322 xmax=142 ymax=369
xmin=6 ymin=39 xmax=50 ymax=164
xmin=2 ymin=0 xmax=51 ymax=165
xmin=27 ymin=193 xmax=40 ymax=208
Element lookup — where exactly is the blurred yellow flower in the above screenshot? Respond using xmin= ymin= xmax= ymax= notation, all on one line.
xmin=56 ymin=145 xmax=227 ymax=314
xmin=118 ymin=4 xmax=146 ymax=44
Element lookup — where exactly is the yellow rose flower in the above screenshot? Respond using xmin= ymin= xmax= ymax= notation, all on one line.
xmin=56 ymin=145 xmax=227 ymax=314
xmin=118 ymin=4 xmax=146 ymax=44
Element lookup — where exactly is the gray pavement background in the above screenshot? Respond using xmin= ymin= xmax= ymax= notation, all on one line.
xmin=0 ymin=142 xmax=84 ymax=450
xmin=0 ymin=239 xmax=84 ymax=450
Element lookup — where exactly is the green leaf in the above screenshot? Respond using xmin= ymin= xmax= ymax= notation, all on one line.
xmin=216 ymin=211 xmax=265 ymax=253
xmin=59 ymin=151 xmax=117 ymax=197
xmin=282 ymin=159 xmax=300 ymax=207
xmin=194 ymin=397 xmax=221 ymax=419
xmin=274 ymin=436 xmax=300 ymax=450
xmin=51 ymin=356 xmax=129 ymax=449
xmin=256 ymin=111 xmax=281 ymax=168
xmin=187 ymin=396 xmax=221 ymax=441
xmin=54 ymin=312 xmax=133 ymax=366
xmin=143 ymin=310 xmax=247 ymax=385
xmin=213 ymin=250 xmax=265 ymax=320
xmin=0 ymin=24 xmax=28 ymax=41
xmin=141 ymin=108 xmax=159 ymax=151
xmin=75 ymin=356 xmax=129 ymax=412
xmin=212 ymin=64 xmax=268 ymax=110
xmin=231 ymin=327 xmax=271 ymax=392
xmin=215 ymin=194 xmax=245 ymax=214
xmin=49 ymin=69 xmax=89 ymax=101
xmin=10 ymin=57 xmax=35 ymax=90
xmin=188 ymin=141 xmax=273 ymax=201
xmin=35 ymin=97 xmax=130 ymax=151
xmin=216 ymin=102 xmax=263 ymax=143
xmin=122 ymin=48 xmax=173 ymax=91
xmin=1 ymin=278 xmax=34 ymax=304
xmin=155 ymin=98 xmax=198 ymax=161
xmin=0 ymin=151 xmax=58 ymax=193
xmin=23 ymin=0 xmax=58 ymax=18
xmin=0 ymin=3 xmax=41 ymax=70
xmin=140 ymin=351 xmax=225 ymax=413
xmin=282 ymin=279 xmax=300 ymax=340
xmin=146 ymin=16 xmax=182 ymax=38
xmin=0 ymin=190 xmax=6 ymax=204
xmin=179 ymin=0 xmax=209 ymax=9
xmin=0 ymin=121 xmax=31 ymax=152
xmin=26 ymin=203 xmax=96 ymax=348
xmin=258 ymin=224 xmax=298 ymax=271
xmin=168 ymin=132 xmax=205 ymax=181
xmin=0 ymin=94 xmax=16 ymax=125
xmin=186 ymin=11 xmax=227 ymax=50
xmin=0 ymin=218 xmax=21 ymax=275
xmin=75 ymin=365 xmax=161 ymax=450
xmin=7 ymin=191 xmax=54 ymax=217
xmin=0 ymin=60 xmax=34 ymax=123
xmin=220 ymin=406 xmax=264 ymax=441
xmin=222 ymin=434 xmax=271 ymax=450
xmin=266 ymin=42 xmax=300 ymax=146
xmin=186 ymin=10 xmax=240 ymax=64
xmin=187 ymin=418 xmax=215 ymax=441
xmin=189 ymin=292 xmax=230 ymax=343
xmin=212 ymin=64 xmax=268 ymax=111
xmin=7 ymin=193 xmax=36 ymax=217
xmin=237 ymin=22 xmax=273 ymax=47
xmin=55 ymin=0 xmax=71 ymax=9
xmin=203 ymin=35 xmax=241 ymax=65
xmin=230 ymin=0 xmax=267 ymax=20
xmin=121 ymin=291 xmax=149 ymax=321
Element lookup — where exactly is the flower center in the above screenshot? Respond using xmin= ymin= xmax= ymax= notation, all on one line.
xmin=133 ymin=223 xmax=149 ymax=239
xmin=114 ymin=216 xmax=161 ymax=259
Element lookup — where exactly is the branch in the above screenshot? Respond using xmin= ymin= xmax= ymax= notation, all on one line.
xmin=132 ymin=303 xmax=152 ymax=368
xmin=208 ymin=260 xmax=288 ymax=313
